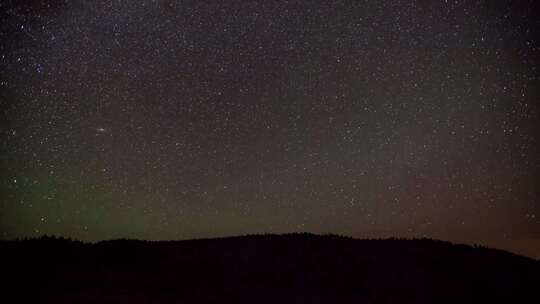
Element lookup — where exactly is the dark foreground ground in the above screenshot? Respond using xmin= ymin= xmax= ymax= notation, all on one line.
xmin=1 ymin=233 xmax=539 ymax=303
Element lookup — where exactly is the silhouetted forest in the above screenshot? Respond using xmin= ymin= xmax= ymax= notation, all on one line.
xmin=1 ymin=233 xmax=538 ymax=303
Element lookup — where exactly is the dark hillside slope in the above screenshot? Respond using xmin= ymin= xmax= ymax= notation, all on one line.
xmin=1 ymin=234 xmax=538 ymax=303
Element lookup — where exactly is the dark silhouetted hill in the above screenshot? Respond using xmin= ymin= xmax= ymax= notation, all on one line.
xmin=1 ymin=233 xmax=538 ymax=303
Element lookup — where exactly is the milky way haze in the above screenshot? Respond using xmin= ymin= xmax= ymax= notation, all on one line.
xmin=1 ymin=1 xmax=539 ymax=258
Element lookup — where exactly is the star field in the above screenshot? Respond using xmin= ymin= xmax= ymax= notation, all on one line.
xmin=1 ymin=1 xmax=539 ymax=258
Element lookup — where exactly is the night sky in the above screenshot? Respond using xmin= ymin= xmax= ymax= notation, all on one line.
xmin=1 ymin=1 xmax=539 ymax=258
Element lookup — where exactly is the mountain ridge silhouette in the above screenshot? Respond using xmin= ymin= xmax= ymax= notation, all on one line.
xmin=2 ymin=233 xmax=538 ymax=303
